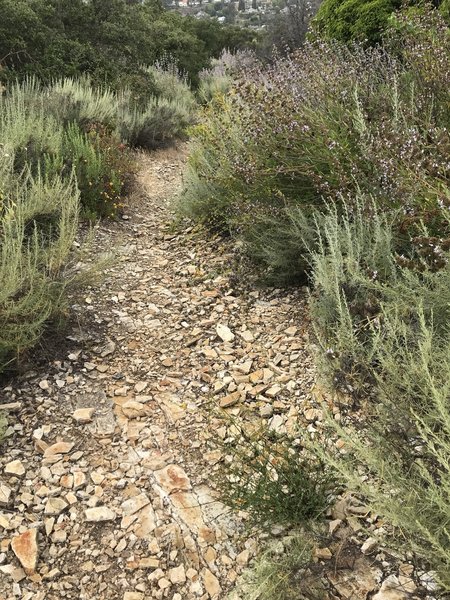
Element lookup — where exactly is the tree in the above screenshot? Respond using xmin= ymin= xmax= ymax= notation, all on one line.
xmin=0 ymin=0 xmax=254 ymax=87
xmin=261 ymin=0 xmax=320 ymax=53
xmin=313 ymin=0 xmax=449 ymax=44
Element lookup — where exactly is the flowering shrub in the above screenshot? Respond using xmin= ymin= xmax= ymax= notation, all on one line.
xmin=181 ymin=11 xmax=450 ymax=585
xmin=59 ymin=123 xmax=135 ymax=219
xmin=179 ymin=6 xmax=450 ymax=281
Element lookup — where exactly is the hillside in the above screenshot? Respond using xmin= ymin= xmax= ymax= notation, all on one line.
xmin=0 ymin=1 xmax=449 ymax=600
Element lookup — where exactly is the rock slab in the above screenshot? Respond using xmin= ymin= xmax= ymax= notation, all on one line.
xmin=11 ymin=529 xmax=38 ymax=575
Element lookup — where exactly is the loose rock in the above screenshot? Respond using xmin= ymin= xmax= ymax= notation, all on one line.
xmin=11 ymin=529 xmax=39 ymax=575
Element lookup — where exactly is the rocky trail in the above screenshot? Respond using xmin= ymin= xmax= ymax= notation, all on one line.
xmin=0 ymin=147 xmax=421 ymax=600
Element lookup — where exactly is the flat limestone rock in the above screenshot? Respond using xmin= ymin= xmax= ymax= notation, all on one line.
xmin=4 ymin=460 xmax=25 ymax=477
xmin=44 ymin=497 xmax=68 ymax=515
xmin=11 ymin=529 xmax=39 ymax=575
xmin=154 ymin=464 xmax=191 ymax=493
xmin=122 ymin=401 xmax=146 ymax=419
xmin=85 ymin=507 xmax=117 ymax=522
xmin=121 ymin=493 xmax=150 ymax=516
xmin=216 ymin=324 xmax=235 ymax=343
xmin=203 ymin=568 xmax=221 ymax=598
xmin=72 ymin=408 xmax=95 ymax=423
xmin=0 ymin=483 xmax=13 ymax=505
xmin=219 ymin=391 xmax=240 ymax=408
xmin=43 ymin=442 xmax=74 ymax=458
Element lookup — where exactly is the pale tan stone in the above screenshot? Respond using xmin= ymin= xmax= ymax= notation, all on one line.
xmin=11 ymin=529 xmax=38 ymax=575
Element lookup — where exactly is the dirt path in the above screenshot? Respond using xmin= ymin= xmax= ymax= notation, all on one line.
xmin=0 ymin=146 xmax=316 ymax=600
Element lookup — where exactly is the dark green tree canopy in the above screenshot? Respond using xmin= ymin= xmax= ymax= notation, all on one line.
xmin=0 ymin=0 xmax=254 ymax=86
xmin=313 ymin=0 xmax=449 ymax=43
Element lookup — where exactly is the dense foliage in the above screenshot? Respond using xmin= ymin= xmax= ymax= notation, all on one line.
xmin=0 ymin=0 xmax=254 ymax=89
xmin=310 ymin=202 xmax=450 ymax=587
xmin=181 ymin=7 xmax=449 ymax=282
xmin=180 ymin=4 xmax=450 ymax=589
xmin=313 ymin=0 xmax=450 ymax=43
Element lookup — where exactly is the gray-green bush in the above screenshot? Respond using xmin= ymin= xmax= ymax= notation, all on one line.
xmin=0 ymin=67 xmax=195 ymax=373
xmin=118 ymin=65 xmax=196 ymax=150
xmin=0 ymin=159 xmax=79 ymax=371
xmin=309 ymin=202 xmax=450 ymax=589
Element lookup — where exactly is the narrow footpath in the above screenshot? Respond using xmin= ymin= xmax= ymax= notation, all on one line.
xmin=0 ymin=146 xmax=316 ymax=600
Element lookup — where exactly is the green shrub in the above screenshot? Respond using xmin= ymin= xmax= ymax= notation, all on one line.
xmin=0 ymin=161 xmax=79 ymax=371
xmin=50 ymin=122 xmax=134 ymax=219
xmin=313 ymin=0 xmax=449 ymax=44
xmin=0 ymin=74 xmax=139 ymax=374
xmin=196 ymin=51 xmax=245 ymax=104
xmin=310 ymin=200 xmax=450 ymax=394
xmin=179 ymin=7 xmax=450 ymax=282
xmin=197 ymin=72 xmax=231 ymax=104
xmin=309 ymin=202 xmax=450 ymax=589
xmin=312 ymin=0 xmax=401 ymax=44
xmin=308 ymin=200 xmax=398 ymax=393
xmin=219 ymin=422 xmax=332 ymax=528
xmin=0 ymin=80 xmax=64 ymax=173
xmin=119 ymin=96 xmax=195 ymax=151
xmin=118 ymin=65 xmax=196 ymax=150
xmin=48 ymin=78 xmax=120 ymax=128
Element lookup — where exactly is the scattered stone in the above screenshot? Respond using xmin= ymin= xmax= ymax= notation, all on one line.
xmin=73 ymin=471 xmax=86 ymax=490
xmin=419 ymin=571 xmax=438 ymax=593
xmin=0 ymin=564 xmax=26 ymax=583
xmin=154 ymin=464 xmax=191 ymax=493
xmin=123 ymin=593 xmax=144 ymax=600
xmin=72 ymin=408 xmax=95 ymax=423
xmin=11 ymin=529 xmax=38 ymax=575
xmin=0 ymin=402 xmax=22 ymax=412
xmin=315 ymin=547 xmax=333 ymax=561
xmin=203 ymin=568 xmax=221 ymax=598
xmin=43 ymin=567 xmax=60 ymax=580
xmin=85 ymin=507 xmax=117 ymax=522
xmin=4 ymin=460 xmax=25 ymax=477
xmin=121 ymin=401 xmax=146 ymax=419
xmin=44 ymin=498 xmax=68 ymax=516
xmin=138 ymin=557 xmax=159 ymax=569
xmin=43 ymin=442 xmax=74 ymax=457
xmin=265 ymin=384 xmax=282 ymax=398
xmin=216 ymin=324 xmax=235 ymax=343
xmin=329 ymin=519 xmax=342 ymax=535
xmin=121 ymin=493 xmax=150 ymax=516
xmin=328 ymin=558 xmax=380 ymax=599
xmin=304 ymin=408 xmax=323 ymax=422
xmin=361 ymin=537 xmax=378 ymax=555
xmin=236 ymin=549 xmax=250 ymax=567
xmin=240 ymin=330 xmax=254 ymax=342
xmin=90 ymin=471 xmax=104 ymax=485
xmin=134 ymin=381 xmax=147 ymax=393
xmin=101 ymin=340 xmax=116 ymax=357
xmin=372 ymin=576 xmax=408 ymax=600
xmin=219 ymin=391 xmax=240 ymax=408
xmin=169 ymin=565 xmax=186 ymax=584
xmin=158 ymin=577 xmax=171 ymax=590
